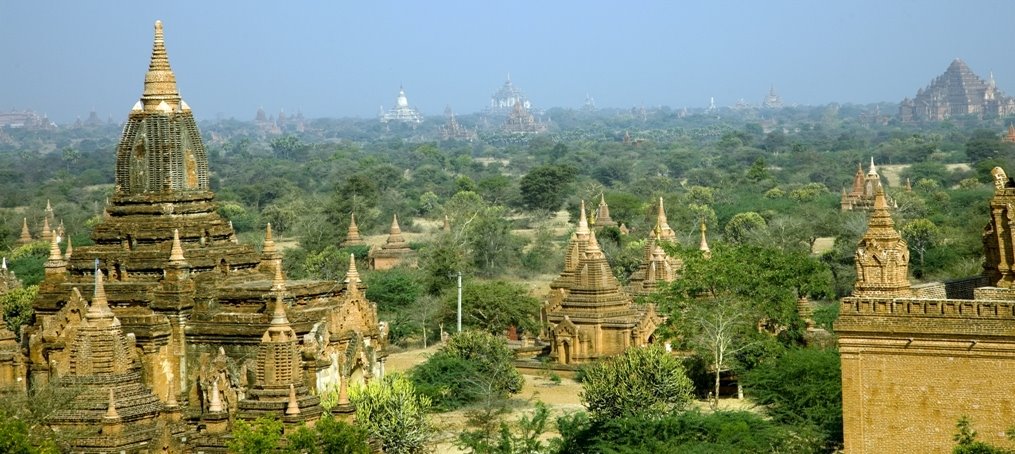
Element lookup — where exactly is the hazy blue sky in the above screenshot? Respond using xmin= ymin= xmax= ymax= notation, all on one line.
xmin=3 ymin=1 xmax=1015 ymax=122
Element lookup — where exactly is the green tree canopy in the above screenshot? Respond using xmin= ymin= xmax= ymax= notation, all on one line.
xmin=579 ymin=346 xmax=694 ymax=421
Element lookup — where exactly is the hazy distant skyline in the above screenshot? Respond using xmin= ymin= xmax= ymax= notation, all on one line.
xmin=3 ymin=1 xmax=1015 ymax=123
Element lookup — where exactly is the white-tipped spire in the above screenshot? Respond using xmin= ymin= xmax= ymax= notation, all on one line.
xmin=105 ymin=389 xmax=120 ymax=419
xmin=87 ymin=267 xmax=115 ymax=319
xmin=169 ymin=229 xmax=186 ymax=264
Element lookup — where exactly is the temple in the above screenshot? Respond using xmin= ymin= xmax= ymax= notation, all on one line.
xmin=542 ymin=201 xmax=662 ymax=364
xmin=488 ymin=75 xmax=530 ymax=114
xmin=591 ymin=194 xmax=616 ymax=228
xmin=370 ymin=214 xmax=417 ymax=270
xmin=628 ymin=197 xmax=682 ymax=296
xmin=841 ymin=158 xmax=894 ymax=211
xmin=502 ymin=97 xmax=547 ymax=134
xmin=835 ymin=167 xmax=1015 ymax=452
xmin=761 ymin=85 xmax=783 ymax=109
xmin=6 ymin=21 xmax=386 ymax=450
xmin=438 ymin=106 xmax=477 ymax=142
xmin=379 ymin=86 xmax=423 ymax=125
xmin=899 ymin=59 xmax=1015 ymax=122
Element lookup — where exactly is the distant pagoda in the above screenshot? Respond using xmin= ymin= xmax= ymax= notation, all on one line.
xmin=899 ymin=59 xmax=1015 ymax=121
xmin=488 ymin=74 xmax=531 ymax=114
xmin=380 ymin=86 xmax=423 ymax=125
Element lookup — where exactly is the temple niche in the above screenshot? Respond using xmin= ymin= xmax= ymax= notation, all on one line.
xmin=542 ymin=201 xmax=662 ymax=365
xmin=16 ymin=21 xmax=386 ymax=451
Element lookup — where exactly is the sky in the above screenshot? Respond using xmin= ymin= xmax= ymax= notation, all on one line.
xmin=3 ymin=1 xmax=1015 ymax=123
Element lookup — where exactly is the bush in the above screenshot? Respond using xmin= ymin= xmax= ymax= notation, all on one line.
xmin=409 ymin=330 xmax=523 ymax=412
xmin=350 ymin=374 xmax=433 ymax=454
xmin=555 ymin=410 xmax=821 ymax=453
xmin=579 ymin=346 xmax=694 ymax=421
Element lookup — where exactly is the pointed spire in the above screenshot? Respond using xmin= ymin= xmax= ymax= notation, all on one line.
xmin=18 ymin=218 xmax=31 ymax=243
xmin=585 ymin=229 xmax=604 ymax=259
xmin=699 ymin=222 xmax=712 ymax=257
xmin=577 ymin=200 xmax=590 ymax=236
xmin=443 ymin=214 xmax=451 ymax=232
xmin=105 ymin=389 xmax=120 ymax=419
xmin=45 ymin=199 xmax=52 ymax=213
xmin=868 ymin=156 xmax=877 ymax=175
xmin=286 ymin=384 xmax=301 ymax=416
xmin=88 ymin=267 xmax=115 ymax=319
xmin=654 ymin=197 xmax=676 ymax=241
xmin=271 ymin=263 xmax=286 ymax=293
xmin=208 ymin=379 xmax=223 ymax=413
xmin=142 ymin=20 xmax=181 ymax=111
xmin=390 ymin=213 xmax=402 ymax=235
xmin=270 ymin=294 xmax=290 ymax=327
xmin=169 ymin=229 xmax=186 ymax=264
xmin=345 ymin=253 xmax=361 ymax=292
xmin=262 ymin=223 xmax=277 ymax=256
xmin=41 ymin=217 xmax=52 ymax=241
xmin=1 ymin=257 xmax=6 ymax=270
xmin=64 ymin=236 xmax=73 ymax=260
xmin=341 ymin=213 xmax=365 ymax=247
xmin=47 ymin=233 xmax=62 ymax=262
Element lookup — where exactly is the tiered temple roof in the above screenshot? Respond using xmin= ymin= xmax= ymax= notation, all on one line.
xmin=899 ymin=59 xmax=1015 ymax=121
xmin=543 ymin=201 xmax=661 ymax=365
xmin=592 ymin=194 xmax=616 ymax=228
xmin=852 ymin=185 xmax=911 ymax=298
xmin=17 ymin=20 xmax=386 ymax=450
xmin=841 ymin=158 xmax=894 ymax=211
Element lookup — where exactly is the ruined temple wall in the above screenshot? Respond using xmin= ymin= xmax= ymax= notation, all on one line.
xmin=837 ymin=297 xmax=1015 ymax=453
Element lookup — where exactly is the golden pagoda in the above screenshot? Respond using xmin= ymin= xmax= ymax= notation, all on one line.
xmin=628 ymin=198 xmax=682 ymax=296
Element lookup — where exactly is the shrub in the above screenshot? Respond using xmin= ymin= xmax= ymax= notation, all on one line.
xmin=579 ymin=346 xmax=694 ymax=421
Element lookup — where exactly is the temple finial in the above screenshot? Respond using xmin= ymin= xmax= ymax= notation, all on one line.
xmin=390 ymin=213 xmax=401 ymax=234
xmin=47 ymin=232 xmax=62 ymax=262
xmin=270 ymin=294 xmax=289 ymax=326
xmin=65 ymin=236 xmax=73 ymax=260
xmin=142 ymin=20 xmax=181 ymax=111
xmin=87 ymin=267 xmax=114 ymax=319
xmin=577 ymin=200 xmax=590 ymax=235
xmin=262 ymin=223 xmax=277 ymax=256
xmin=345 ymin=253 xmax=361 ymax=284
xmin=286 ymin=384 xmax=301 ymax=415
xmin=699 ymin=222 xmax=711 ymax=257
xmin=169 ymin=229 xmax=186 ymax=263
xmin=105 ymin=389 xmax=120 ymax=419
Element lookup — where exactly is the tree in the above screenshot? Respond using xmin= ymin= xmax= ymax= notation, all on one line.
xmin=519 ymin=165 xmax=577 ymax=211
xmin=2 ymin=285 xmax=37 ymax=334
xmin=723 ymin=211 xmax=766 ymax=244
xmin=270 ymin=135 xmax=308 ymax=160
xmin=314 ymin=415 xmax=371 ymax=454
xmin=228 ymin=416 xmax=283 ymax=454
xmin=349 ymin=374 xmax=433 ymax=454
xmin=409 ymin=330 xmax=523 ymax=412
xmin=742 ymin=347 xmax=843 ymax=450
xmin=579 ymin=346 xmax=694 ymax=421
xmin=952 ymin=416 xmax=1014 ymax=454
xmin=441 ymin=280 xmax=541 ymax=336
xmin=686 ymin=300 xmax=757 ymax=408
xmin=901 ymin=218 xmax=941 ymax=277
xmin=965 ymin=129 xmax=1004 ymax=163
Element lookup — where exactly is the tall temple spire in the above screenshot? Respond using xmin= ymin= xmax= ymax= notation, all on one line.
xmin=142 ymin=20 xmax=181 ymax=111
xmin=64 ymin=236 xmax=73 ymax=260
xmin=655 ymin=197 xmax=676 ymax=241
xmin=105 ymin=389 xmax=120 ymax=419
xmin=41 ymin=217 xmax=52 ymax=242
xmin=208 ymin=379 xmax=224 ymax=413
xmin=262 ymin=223 xmax=278 ymax=257
xmin=341 ymin=213 xmax=365 ymax=247
xmin=286 ymin=384 xmax=301 ymax=415
xmin=595 ymin=193 xmax=616 ymax=227
xmin=344 ymin=253 xmax=361 ymax=297
xmin=868 ymin=156 xmax=877 ymax=176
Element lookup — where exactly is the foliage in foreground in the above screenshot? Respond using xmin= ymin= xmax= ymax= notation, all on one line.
xmin=579 ymin=345 xmax=694 ymax=421
xmin=457 ymin=401 xmax=552 ymax=454
xmin=952 ymin=416 xmax=1015 ymax=454
xmin=410 ymin=330 xmax=523 ymax=412
xmin=555 ymin=410 xmax=821 ymax=454
xmin=742 ymin=347 xmax=843 ymax=450
xmin=350 ymin=373 xmax=433 ymax=454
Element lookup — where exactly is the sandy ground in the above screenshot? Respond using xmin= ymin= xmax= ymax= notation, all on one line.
xmin=384 ymin=346 xmax=759 ymax=453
